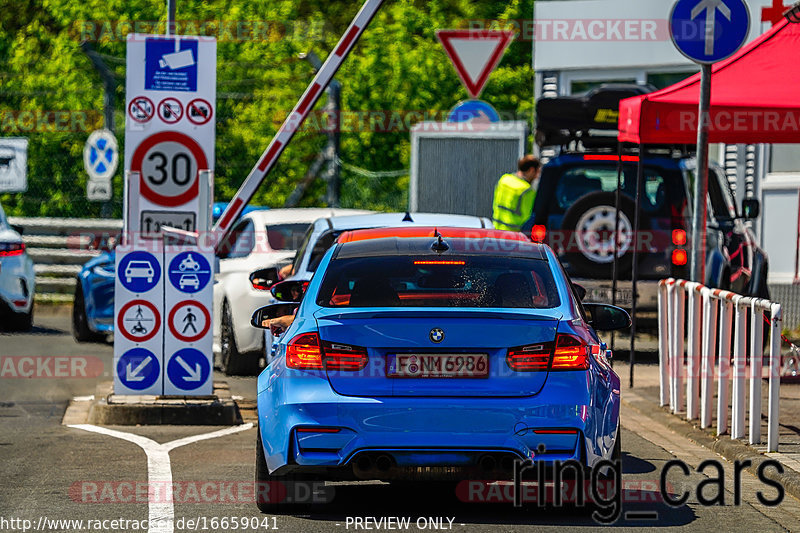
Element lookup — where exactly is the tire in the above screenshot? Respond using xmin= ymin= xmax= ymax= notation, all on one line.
xmin=561 ymin=192 xmax=646 ymax=278
xmin=255 ymin=429 xmax=329 ymax=513
xmin=9 ymin=306 xmax=33 ymax=332
xmin=219 ymin=300 xmax=260 ymax=376
xmin=612 ymin=426 xmax=621 ymax=464
xmin=72 ymin=283 xmax=103 ymax=342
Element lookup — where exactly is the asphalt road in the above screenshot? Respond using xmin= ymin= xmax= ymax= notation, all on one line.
xmin=1 ymin=310 xmax=799 ymax=532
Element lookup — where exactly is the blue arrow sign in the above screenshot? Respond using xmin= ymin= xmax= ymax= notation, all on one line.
xmin=670 ymin=0 xmax=750 ymax=64
xmin=168 ymin=251 xmax=212 ymax=293
xmin=117 ymin=348 xmax=160 ymax=390
xmin=447 ymin=100 xmax=500 ymax=123
xmin=167 ymin=348 xmax=210 ymax=391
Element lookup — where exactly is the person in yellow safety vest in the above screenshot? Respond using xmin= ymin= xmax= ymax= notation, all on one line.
xmin=492 ymin=155 xmax=542 ymax=232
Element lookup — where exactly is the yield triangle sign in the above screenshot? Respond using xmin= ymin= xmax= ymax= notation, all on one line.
xmin=437 ymin=30 xmax=515 ymax=99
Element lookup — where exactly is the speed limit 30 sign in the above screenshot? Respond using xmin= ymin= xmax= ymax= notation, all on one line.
xmin=131 ymin=131 xmax=208 ymax=207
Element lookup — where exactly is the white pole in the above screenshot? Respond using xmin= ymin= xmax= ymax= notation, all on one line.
xmin=673 ymin=285 xmax=686 ymax=414
xmin=658 ymin=281 xmax=671 ymax=407
xmin=768 ymin=303 xmax=782 ymax=452
xmin=717 ymin=298 xmax=733 ymax=436
xmin=732 ymin=297 xmax=746 ymax=439
xmin=749 ymin=301 xmax=764 ymax=445
xmin=687 ymin=284 xmax=702 ymax=421
xmin=701 ymin=289 xmax=718 ymax=428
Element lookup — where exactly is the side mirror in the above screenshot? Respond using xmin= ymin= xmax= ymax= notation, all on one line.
xmin=583 ymin=303 xmax=631 ymax=332
xmin=271 ymin=280 xmax=307 ymax=302
xmin=742 ymin=198 xmax=760 ymax=220
xmin=249 ymin=267 xmax=279 ymax=291
xmin=572 ymin=283 xmax=587 ymax=301
xmin=251 ymin=303 xmax=300 ymax=329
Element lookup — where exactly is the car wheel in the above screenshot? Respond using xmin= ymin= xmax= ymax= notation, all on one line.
xmin=220 ymin=300 xmax=260 ymax=376
xmin=561 ymin=192 xmax=644 ymax=278
xmin=9 ymin=306 xmax=33 ymax=332
xmin=612 ymin=426 xmax=621 ymax=464
xmin=256 ymin=428 xmax=328 ymax=513
xmin=72 ymin=283 xmax=104 ymax=342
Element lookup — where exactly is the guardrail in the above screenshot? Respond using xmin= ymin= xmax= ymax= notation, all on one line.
xmin=658 ymin=278 xmax=783 ymax=452
xmin=8 ymin=217 xmax=122 ymax=300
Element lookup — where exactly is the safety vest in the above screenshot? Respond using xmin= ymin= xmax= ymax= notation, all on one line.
xmin=492 ymin=173 xmax=535 ymax=231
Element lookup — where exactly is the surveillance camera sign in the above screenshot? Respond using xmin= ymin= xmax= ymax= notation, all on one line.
xmin=144 ymin=38 xmax=198 ymax=92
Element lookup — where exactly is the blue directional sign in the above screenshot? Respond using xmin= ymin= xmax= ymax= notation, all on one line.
xmin=118 ymin=251 xmax=161 ymax=293
xmin=167 ymin=348 xmax=210 ymax=391
xmin=670 ymin=0 xmax=750 ymax=64
xmin=83 ymin=130 xmax=119 ymax=181
xmin=117 ymin=348 xmax=160 ymax=390
xmin=168 ymin=251 xmax=211 ymax=293
xmin=448 ymin=100 xmax=500 ymax=123
xmin=145 ymin=38 xmax=199 ymax=92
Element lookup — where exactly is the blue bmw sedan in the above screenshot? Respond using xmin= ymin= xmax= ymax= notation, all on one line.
xmin=252 ymin=228 xmax=628 ymax=511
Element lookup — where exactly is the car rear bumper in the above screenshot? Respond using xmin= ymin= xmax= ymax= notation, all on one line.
xmin=257 ymin=371 xmax=616 ymax=477
xmin=0 ymin=255 xmax=35 ymax=313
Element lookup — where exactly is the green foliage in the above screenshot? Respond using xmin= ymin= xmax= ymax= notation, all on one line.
xmin=0 ymin=0 xmax=533 ymax=217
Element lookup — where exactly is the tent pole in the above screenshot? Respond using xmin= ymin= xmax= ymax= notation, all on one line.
xmin=611 ymin=141 xmax=623 ymax=363
xmin=629 ymin=144 xmax=644 ymax=388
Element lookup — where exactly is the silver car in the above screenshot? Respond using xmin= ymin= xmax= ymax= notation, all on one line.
xmin=0 ymin=202 xmax=35 ymax=331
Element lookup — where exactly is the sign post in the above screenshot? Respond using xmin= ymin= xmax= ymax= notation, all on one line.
xmin=669 ymin=0 xmax=750 ymax=282
xmin=84 ymin=129 xmax=118 ymax=202
xmin=115 ymin=33 xmax=216 ymax=396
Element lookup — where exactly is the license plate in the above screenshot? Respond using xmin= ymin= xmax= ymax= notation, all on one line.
xmin=387 ymin=354 xmax=489 ymax=378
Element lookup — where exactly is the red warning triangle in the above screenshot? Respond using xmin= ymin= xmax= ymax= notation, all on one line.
xmin=436 ymin=30 xmax=515 ymax=99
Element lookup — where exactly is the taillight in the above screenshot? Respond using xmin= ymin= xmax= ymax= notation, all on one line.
xmin=551 ymin=335 xmax=590 ymax=371
xmin=321 ymin=340 xmax=369 ymax=371
xmin=672 ymin=249 xmax=688 ymax=266
xmin=672 ymin=229 xmax=687 ymax=246
xmin=531 ymin=225 xmax=546 ymax=243
xmin=0 ymin=242 xmax=25 ymax=257
xmin=286 ymin=332 xmax=324 ymax=370
xmin=507 ymin=343 xmax=552 ymax=372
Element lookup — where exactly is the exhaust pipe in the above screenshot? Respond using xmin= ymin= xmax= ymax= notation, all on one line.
xmin=375 ymin=454 xmax=393 ymax=472
xmin=356 ymin=455 xmax=373 ymax=472
xmin=479 ymin=455 xmax=497 ymax=471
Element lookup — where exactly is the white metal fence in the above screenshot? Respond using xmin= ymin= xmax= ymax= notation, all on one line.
xmin=658 ymin=279 xmax=783 ymax=452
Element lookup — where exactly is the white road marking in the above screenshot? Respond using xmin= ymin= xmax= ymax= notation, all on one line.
xmin=72 ymin=395 xmax=95 ymax=402
xmin=69 ymin=423 xmax=253 ymax=533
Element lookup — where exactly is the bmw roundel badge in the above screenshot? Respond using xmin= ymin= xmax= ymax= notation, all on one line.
xmin=429 ymin=328 xmax=445 ymax=343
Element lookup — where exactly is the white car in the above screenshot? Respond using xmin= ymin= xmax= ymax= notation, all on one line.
xmin=212 ymin=208 xmax=371 ymax=375
xmin=124 ymin=261 xmax=155 ymax=283
xmin=0 ymin=202 xmax=35 ymax=331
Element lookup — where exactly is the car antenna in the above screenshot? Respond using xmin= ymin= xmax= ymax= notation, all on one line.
xmin=402 ymin=211 xmax=414 ymax=222
xmin=431 ymin=228 xmax=449 ymax=253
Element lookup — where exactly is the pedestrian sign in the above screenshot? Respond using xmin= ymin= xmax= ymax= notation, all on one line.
xmin=117 ymin=251 xmax=161 ymax=293
xmin=166 ymin=348 xmax=211 ymax=392
xmin=116 ymin=348 xmax=161 ymax=392
xmin=168 ymin=251 xmax=211 ymax=293
xmin=168 ymin=300 xmax=210 ymax=343
xmin=670 ymin=0 xmax=750 ymax=64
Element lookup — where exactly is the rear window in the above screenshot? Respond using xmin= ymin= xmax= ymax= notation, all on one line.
xmin=555 ymin=165 xmax=666 ymax=213
xmin=316 ymin=255 xmax=560 ymax=309
xmin=266 ymin=223 xmax=310 ymax=251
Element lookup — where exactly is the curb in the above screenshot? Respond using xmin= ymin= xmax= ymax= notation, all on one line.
xmin=63 ymin=381 xmax=242 ymax=426
xmin=621 ymin=393 xmax=800 ymax=502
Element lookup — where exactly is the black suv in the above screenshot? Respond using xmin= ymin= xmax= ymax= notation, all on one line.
xmin=530 ymin=151 xmax=768 ymax=309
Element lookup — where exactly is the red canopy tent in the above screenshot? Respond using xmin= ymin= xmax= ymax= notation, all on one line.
xmin=618 ymin=12 xmax=800 ymax=145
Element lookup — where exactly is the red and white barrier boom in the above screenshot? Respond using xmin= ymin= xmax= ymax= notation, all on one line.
xmin=212 ymin=0 xmax=387 ymax=245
